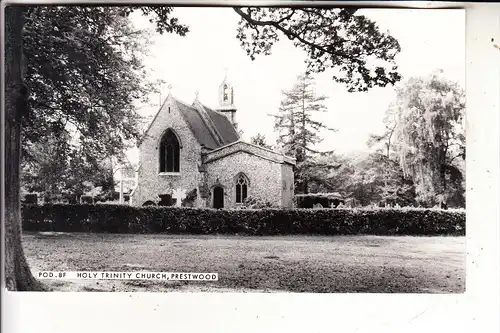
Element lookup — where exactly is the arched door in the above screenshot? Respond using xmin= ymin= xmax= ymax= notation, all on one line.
xmin=213 ymin=186 xmax=224 ymax=209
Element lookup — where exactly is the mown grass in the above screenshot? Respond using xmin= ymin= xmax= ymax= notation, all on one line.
xmin=22 ymin=232 xmax=465 ymax=293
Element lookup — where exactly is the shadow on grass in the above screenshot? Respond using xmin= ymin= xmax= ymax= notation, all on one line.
xmin=81 ymin=286 xmax=109 ymax=292
xmin=32 ymin=232 xmax=75 ymax=239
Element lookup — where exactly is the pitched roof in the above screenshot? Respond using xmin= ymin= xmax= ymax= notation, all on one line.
xmin=203 ymin=140 xmax=296 ymax=166
xmin=138 ymin=94 xmax=240 ymax=150
xmin=200 ymin=104 xmax=240 ymax=145
xmin=174 ymin=99 xmax=221 ymax=149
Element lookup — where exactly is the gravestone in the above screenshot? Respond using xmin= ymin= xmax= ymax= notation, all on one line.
xmin=158 ymin=194 xmax=173 ymax=206
xmin=313 ymin=203 xmax=323 ymax=209
xmin=171 ymin=188 xmax=187 ymax=207
xmin=80 ymin=195 xmax=94 ymax=204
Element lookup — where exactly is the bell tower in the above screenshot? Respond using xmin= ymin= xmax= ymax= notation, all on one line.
xmin=216 ymin=71 xmax=237 ymax=129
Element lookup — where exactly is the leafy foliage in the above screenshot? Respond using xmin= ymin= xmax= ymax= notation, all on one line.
xmin=21 ymin=131 xmax=116 ymax=200
xmin=25 ymin=7 xmax=144 ymax=154
xmin=119 ymin=6 xmax=189 ymax=35
xmin=21 ymin=6 xmax=188 ymax=197
xmin=181 ymin=188 xmax=197 ymax=207
xmin=21 ymin=131 xmax=71 ymax=195
xmin=322 ymin=152 xmax=416 ymax=206
xmin=234 ymin=7 xmax=401 ymax=92
xmin=390 ymin=71 xmax=466 ymax=206
xmin=360 ymin=71 xmax=466 ymax=208
xmin=22 ymin=204 xmax=465 ymax=236
xmin=240 ymin=195 xmax=277 ymax=209
xmin=249 ymin=133 xmax=273 ymax=149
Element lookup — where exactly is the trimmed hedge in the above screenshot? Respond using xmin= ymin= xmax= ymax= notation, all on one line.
xmin=21 ymin=204 xmax=465 ymax=236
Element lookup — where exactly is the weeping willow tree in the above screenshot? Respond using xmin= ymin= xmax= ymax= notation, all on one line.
xmin=391 ymin=70 xmax=465 ymax=207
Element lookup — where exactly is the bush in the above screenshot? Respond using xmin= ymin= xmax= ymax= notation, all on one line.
xmin=23 ymin=193 xmax=38 ymax=204
xmin=94 ymin=191 xmax=120 ymax=203
xmin=80 ymin=195 xmax=94 ymax=204
xmin=181 ymin=189 xmax=197 ymax=207
xmin=240 ymin=195 xmax=277 ymax=209
xmin=21 ymin=204 xmax=465 ymax=236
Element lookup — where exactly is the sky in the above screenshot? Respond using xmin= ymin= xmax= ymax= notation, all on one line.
xmin=126 ymin=7 xmax=465 ymax=166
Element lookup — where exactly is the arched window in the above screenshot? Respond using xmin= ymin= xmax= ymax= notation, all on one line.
xmin=223 ymin=84 xmax=228 ymax=101
xmin=159 ymin=129 xmax=180 ymax=173
xmin=235 ymin=174 xmax=249 ymax=203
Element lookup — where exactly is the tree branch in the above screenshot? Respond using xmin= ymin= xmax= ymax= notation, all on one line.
xmin=233 ymin=7 xmax=344 ymax=58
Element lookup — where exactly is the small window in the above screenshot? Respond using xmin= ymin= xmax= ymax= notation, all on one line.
xmin=235 ymin=174 xmax=248 ymax=203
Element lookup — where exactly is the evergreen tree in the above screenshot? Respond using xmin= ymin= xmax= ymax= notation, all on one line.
xmin=271 ymin=73 xmax=337 ymax=193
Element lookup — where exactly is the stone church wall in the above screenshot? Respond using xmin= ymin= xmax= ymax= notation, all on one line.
xmin=204 ymin=151 xmax=283 ymax=208
xmin=132 ymin=98 xmax=203 ymax=206
xmin=281 ymin=163 xmax=295 ymax=208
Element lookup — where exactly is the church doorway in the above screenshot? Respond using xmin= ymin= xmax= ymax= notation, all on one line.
xmin=213 ymin=186 xmax=224 ymax=209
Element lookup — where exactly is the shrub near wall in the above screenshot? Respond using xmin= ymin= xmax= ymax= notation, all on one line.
xmin=21 ymin=204 xmax=465 ymax=236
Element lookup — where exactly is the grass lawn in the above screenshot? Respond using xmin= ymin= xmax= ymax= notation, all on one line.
xmin=22 ymin=232 xmax=465 ymax=293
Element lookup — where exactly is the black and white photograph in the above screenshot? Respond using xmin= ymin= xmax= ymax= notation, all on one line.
xmin=5 ymin=4 xmax=468 ymax=294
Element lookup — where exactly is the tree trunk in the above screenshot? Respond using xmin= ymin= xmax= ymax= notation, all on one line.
xmin=4 ymin=6 xmax=46 ymax=291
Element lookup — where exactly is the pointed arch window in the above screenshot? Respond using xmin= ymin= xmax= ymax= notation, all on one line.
xmin=235 ymin=174 xmax=249 ymax=203
xmin=159 ymin=129 xmax=180 ymax=173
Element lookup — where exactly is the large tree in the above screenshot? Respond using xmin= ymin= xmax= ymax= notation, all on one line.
xmin=5 ymin=5 xmax=402 ymax=290
xmin=5 ymin=6 xmax=47 ymax=291
xmin=21 ymin=7 xmax=177 ymax=172
xmin=4 ymin=6 xmax=189 ymax=291
xmin=313 ymin=152 xmax=415 ymax=207
xmin=21 ymin=132 xmax=116 ymax=202
xmin=390 ymin=71 xmax=466 ymax=207
xmin=271 ymin=73 xmax=337 ymax=193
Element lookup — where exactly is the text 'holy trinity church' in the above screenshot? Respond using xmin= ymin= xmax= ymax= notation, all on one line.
xmin=130 ymin=76 xmax=295 ymax=208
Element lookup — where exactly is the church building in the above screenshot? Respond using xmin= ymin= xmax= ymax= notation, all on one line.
xmin=130 ymin=76 xmax=295 ymax=209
